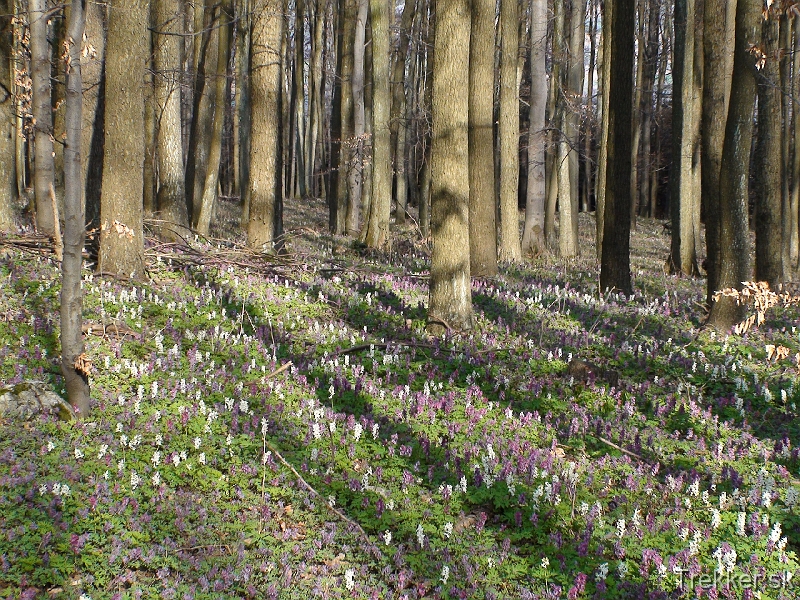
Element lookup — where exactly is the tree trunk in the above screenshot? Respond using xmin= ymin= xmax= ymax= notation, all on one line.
xmin=347 ymin=0 xmax=368 ymax=235
xmin=30 ymin=0 xmax=55 ymax=235
xmin=790 ymin=21 xmax=800 ymax=272
xmin=247 ymin=0 xmax=284 ymax=251
xmin=566 ymin=0 xmax=586 ymax=236
xmin=753 ymin=9 xmax=782 ymax=289
xmin=362 ymin=0 xmax=392 ymax=248
xmin=581 ymin=0 xmax=598 ymax=214
xmin=668 ymin=0 xmax=700 ymax=276
xmin=596 ymin=0 xmax=612 ymax=260
xmin=637 ymin=0 xmax=658 ymax=217
xmin=0 ymin=0 xmax=16 ymax=231
xmin=701 ymin=0 xmax=736 ymax=308
xmin=332 ymin=0 xmax=356 ymax=234
xmin=98 ymin=0 xmax=147 ymax=278
xmin=521 ymin=0 xmax=547 ymax=255
xmin=236 ymin=0 xmax=252 ymax=223
xmin=390 ymin=0 xmax=414 ymax=225
xmin=629 ymin=0 xmax=645 ymax=227
xmin=186 ymin=0 xmax=217 ymax=225
xmin=61 ymin=0 xmax=90 ymax=416
xmin=468 ymin=0 xmax=498 ymax=276
xmin=153 ymin=0 xmax=190 ymax=240
xmin=195 ymin=1 xmax=230 ymax=235
xmin=143 ymin=65 xmax=156 ymax=217
xmin=708 ymin=0 xmax=760 ymax=330
xmin=497 ymin=0 xmax=521 ymax=261
xmin=649 ymin=4 xmax=668 ymax=219
xmin=600 ymin=0 xmax=634 ymax=295
xmin=428 ymin=0 xmax=472 ymax=332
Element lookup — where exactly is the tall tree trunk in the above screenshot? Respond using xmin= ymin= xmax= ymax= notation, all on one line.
xmin=790 ymin=21 xmax=800 ymax=272
xmin=469 ymin=0 xmax=498 ymax=276
xmin=498 ymin=0 xmax=522 ymax=261
xmin=247 ymin=0 xmax=284 ymax=250
xmin=637 ymin=0 xmax=658 ymax=218
xmin=708 ymin=0 xmax=760 ymax=329
xmin=195 ymin=0 xmax=231 ymax=235
xmin=0 ymin=0 xmax=17 ymax=231
xmin=429 ymin=0 xmax=472 ymax=331
xmin=61 ymin=0 xmax=90 ymax=416
xmin=669 ymin=0 xmax=700 ymax=276
xmin=629 ymin=0 xmax=645 ymax=227
xmin=347 ymin=0 xmax=368 ymax=235
xmin=390 ymin=0 xmax=415 ymax=225
xmin=521 ymin=0 xmax=547 ymax=255
xmin=186 ymin=0 xmax=217 ymax=225
xmin=649 ymin=4 xmax=668 ymax=219
xmin=596 ymin=0 xmax=612 ymax=259
xmin=554 ymin=0 xmax=577 ymax=258
xmin=306 ymin=0 xmax=325 ymax=197
xmin=701 ymin=0 xmax=736 ymax=308
xmin=332 ymin=0 xmax=356 ymax=234
xmin=566 ymin=0 xmax=586 ymax=236
xmin=30 ymin=0 xmax=55 ymax=234
xmin=82 ymin=0 xmax=106 ymax=237
xmin=360 ymin=16 xmax=374 ymax=234
xmin=153 ymin=0 xmax=190 ymax=240
xmin=362 ymin=0 xmax=392 ymax=248
xmin=753 ymin=9 xmax=782 ymax=289
xmin=143 ymin=64 xmax=156 ymax=217
xmin=98 ymin=0 xmax=147 ymax=278
xmin=600 ymin=0 xmax=634 ymax=295
xmin=236 ymin=0 xmax=252 ymax=222
xmin=581 ymin=0 xmax=598 ymax=214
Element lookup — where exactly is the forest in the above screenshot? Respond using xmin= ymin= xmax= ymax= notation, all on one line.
xmin=1 ymin=0 xmax=800 ymax=598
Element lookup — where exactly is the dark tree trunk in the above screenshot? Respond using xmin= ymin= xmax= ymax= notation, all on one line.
xmin=600 ymin=0 xmax=634 ymax=295
xmin=0 ymin=0 xmax=17 ymax=230
xmin=708 ymin=0 xmax=760 ymax=329
xmin=754 ymin=9 xmax=783 ymax=289
xmin=61 ymin=0 xmax=90 ymax=416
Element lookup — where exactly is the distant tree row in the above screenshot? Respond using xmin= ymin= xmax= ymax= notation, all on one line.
xmin=0 ymin=0 xmax=799 ymax=386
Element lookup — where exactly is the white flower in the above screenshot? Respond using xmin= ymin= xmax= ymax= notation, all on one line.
xmin=312 ymin=423 xmax=321 ymax=440
xmin=130 ymin=471 xmax=140 ymax=490
xmin=103 ymin=470 xmax=109 ymax=480
xmin=372 ymin=423 xmax=379 ymax=439
xmin=152 ymin=471 xmax=161 ymax=486
xmin=597 ymin=563 xmax=609 ymax=580
xmin=459 ymin=476 xmax=468 ymax=494
xmin=239 ymin=399 xmax=248 ymax=413
xmin=440 ymin=565 xmax=449 ymax=584
xmin=736 ymin=512 xmax=746 ymax=536
xmin=117 ymin=459 xmax=125 ymax=472
xmin=383 ymin=530 xmax=392 ymax=546
xmin=39 ymin=484 xmax=48 ymax=496
xmin=541 ymin=557 xmax=550 ymax=569
xmin=616 ymin=518 xmax=626 ymax=538
xmin=152 ymin=451 xmax=161 ymax=467
xmin=353 ymin=422 xmax=363 ymax=441
xmin=344 ymin=568 xmax=355 ymax=591
xmin=442 ymin=522 xmax=453 ymax=540
xmin=711 ymin=509 xmax=721 ymax=530
xmin=79 ymin=594 xmax=92 ymax=600
xmin=769 ymin=522 xmax=782 ymax=544
xmin=193 ymin=437 xmax=201 ymax=450
xmin=172 ymin=454 xmax=181 ymax=467
xmin=198 ymin=452 xmax=206 ymax=466
xmin=155 ymin=434 xmax=163 ymax=446
xmin=416 ymin=523 xmax=425 ymax=546
xmin=97 ymin=444 xmax=108 ymax=459
xmin=618 ymin=561 xmax=628 ymax=577
xmin=328 ymin=421 xmax=336 ymax=434
xmin=47 ymin=440 xmax=55 ymax=452
xmin=328 ymin=495 xmax=336 ymax=508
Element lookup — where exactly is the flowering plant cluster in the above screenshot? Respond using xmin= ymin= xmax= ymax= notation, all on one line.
xmin=0 ymin=217 xmax=798 ymax=599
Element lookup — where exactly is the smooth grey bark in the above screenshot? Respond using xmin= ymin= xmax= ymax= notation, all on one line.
xmin=565 ymin=0 xmax=586 ymax=240
xmin=521 ymin=0 xmax=547 ymax=256
xmin=30 ymin=0 xmax=56 ymax=234
xmin=346 ymin=0 xmax=368 ymax=235
xmin=0 ymin=0 xmax=16 ymax=231
xmin=669 ymin=0 xmax=700 ymax=276
xmin=390 ymin=0 xmax=414 ymax=224
xmin=428 ymin=0 xmax=472 ymax=332
xmin=247 ymin=0 xmax=284 ymax=250
xmin=98 ymin=0 xmax=147 ymax=278
xmin=554 ymin=0 xmax=576 ymax=258
xmin=61 ymin=0 xmax=90 ymax=416
xmin=362 ymin=0 xmax=392 ymax=248
xmin=469 ymin=0 xmax=498 ymax=276
xmin=153 ymin=0 xmax=189 ymax=240
xmin=195 ymin=0 xmax=231 ymax=235
xmin=332 ymin=0 xmax=356 ymax=234
xmin=498 ymin=0 xmax=521 ymax=261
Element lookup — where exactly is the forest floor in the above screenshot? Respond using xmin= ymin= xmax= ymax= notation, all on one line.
xmin=0 ymin=200 xmax=799 ymax=599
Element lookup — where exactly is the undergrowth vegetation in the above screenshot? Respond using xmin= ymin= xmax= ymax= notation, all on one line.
xmin=1 ymin=213 xmax=799 ymax=599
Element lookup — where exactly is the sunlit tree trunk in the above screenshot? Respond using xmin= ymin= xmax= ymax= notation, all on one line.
xmin=668 ymin=0 xmax=700 ymax=276
xmin=468 ymin=0 xmax=497 ymax=276
xmin=61 ymin=0 xmax=90 ymax=416
xmin=332 ymin=0 xmax=356 ymax=234
xmin=30 ymin=0 xmax=55 ymax=234
xmin=521 ymin=0 xmax=547 ymax=255
xmin=790 ymin=22 xmax=800 ymax=272
xmin=0 ymin=0 xmax=17 ymax=231
xmin=753 ymin=8 xmax=782 ymax=289
xmin=708 ymin=0 xmax=760 ymax=330
xmin=596 ymin=0 xmax=612 ymax=259
xmin=701 ymin=0 xmax=735 ymax=307
xmin=497 ymin=0 xmax=521 ymax=261
xmin=390 ymin=0 xmax=414 ymax=225
xmin=98 ymin=0 xmax=147 ymax=278
xmin=362 ymin=0 xmax=392 ymax=248
xmin=82 ymin=0 xmax=106 ymax=236
xmin=600 ymin=0 xmax=633 ymax=295
xmin=153 ymin=0 xmax=189 ymax=240
xmin=247 ymin=0 xmax=284 ymax=251
xmin=346 ymin=0 xmax=368 ymax=235
xmin=428 ymin=0 xmax=472 ymax=332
